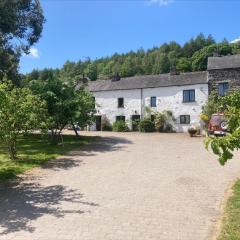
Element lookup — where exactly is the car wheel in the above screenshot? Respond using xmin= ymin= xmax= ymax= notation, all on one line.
xmin=220 ymin=121 xmax=228 ymax=130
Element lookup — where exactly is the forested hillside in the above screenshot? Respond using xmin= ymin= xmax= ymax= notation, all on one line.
xmin=25 ymin=34 xmax=240 ymax=83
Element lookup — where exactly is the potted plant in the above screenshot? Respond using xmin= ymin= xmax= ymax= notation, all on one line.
xmin=188 ymin=127 xmax=197 ymax=137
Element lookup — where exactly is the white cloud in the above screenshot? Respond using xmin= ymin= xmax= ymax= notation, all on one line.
xmin=230 ymin=37 xmax=240 ymax=44
xmin=147 ymin=0 xmax=173 ymax=6
xmin=24 ymin=47 xmax=40 ymax=58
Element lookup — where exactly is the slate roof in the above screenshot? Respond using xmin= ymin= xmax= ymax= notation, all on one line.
xmin=87 ymin=71 xmax=208 ymax=92
xmin=208 ymin=54 xmax=240 ymax=70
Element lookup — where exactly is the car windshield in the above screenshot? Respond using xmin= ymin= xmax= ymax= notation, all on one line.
xmin=210 ymin=115 xmax=225 ymax=125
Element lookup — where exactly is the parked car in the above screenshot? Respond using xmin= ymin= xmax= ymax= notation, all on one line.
xmin=208 ymin=113 xmax=228 ymax=136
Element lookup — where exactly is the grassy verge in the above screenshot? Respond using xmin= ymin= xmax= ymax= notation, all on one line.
xmin=0 ymin=134 xmax=94 ymax=181
xmin=218 ymin=179 xmax=240 ymax=240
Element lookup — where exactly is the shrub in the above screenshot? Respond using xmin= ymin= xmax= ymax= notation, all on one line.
xmin=101 ymin=117 xmax=112 ymax=131
xmin=139 ymin=118 xmax=155 ymax=132
xmin=201 ymin=91 xmax=225 ymax=123
xmin=132 ymin=119 xmax=140 ymax=131
xmin=102 ymin=124 xmax=112 ymax=131
xmin=188 ymin=127 xmax=197 ymax=137
xmin=154 ymin=110 xmax=175 ymax=132
xmin=112 ymin=121 xmax=129 ymax=132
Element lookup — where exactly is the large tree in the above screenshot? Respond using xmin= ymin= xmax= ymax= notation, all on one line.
xmin=0 ymin=0 xmax=45 ymax=83
xmin=28 ymin=76 xmax=96 ymax=144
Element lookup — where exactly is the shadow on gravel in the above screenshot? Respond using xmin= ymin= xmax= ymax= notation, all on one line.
xmin=42 ymin=136 xmax=133 ymax=171
xmin=71 ymin=136 xmax=133 ymax=156
xmin=0 ymin=181 xmax=99 ymax=234
xmin=0 ymin=135 xmax=131 ymax=234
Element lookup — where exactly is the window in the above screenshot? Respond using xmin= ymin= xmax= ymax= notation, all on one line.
xmin=150 ymin=97 xmax=157 ymax=107
xmin=183 ymin=90 xmax=195 ymax=102
xmin=116 ymin=116 xmax=125 ymax=122
xmin=180 ymin=115 xmax=190 ymax=124
xmin=218 ymin=82 xmax=229 ymax=96
xmin=118 ymin=98 xmax=124 ymax=108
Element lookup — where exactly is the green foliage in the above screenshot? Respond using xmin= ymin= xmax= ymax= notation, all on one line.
xmin=201 ymin=91 xmax=224 ymax=122
xmin=112 ymin=121 xmax=129 ymax=132
xmin=154 ymin=110 xmax=175 ymax=132
xmin=0 ymin=82 xmax=47 ymax=159
xmin=101 ymin=117 xmax=112 ymax=131
xmin=176 ymin=57 xmax=192 ymax=72
xmin=218 ymin=179 xmax=240 ymax=240
xmin=25 ymin=33 xmax=222 ymax=82
xmin=192 ymin=42 xmax=238 ymax=71
xmin=0 ymin=134 xmax=94 ymax=181
xmin=139 ymin=118 xmax=155 ymax=132
xmin=0 ymin=0 xmax=45 ymax=83
xmin=205 ymin=90 xmax=240 ymax=165
xmin=27 ymin=76 xmax=96 ymax=144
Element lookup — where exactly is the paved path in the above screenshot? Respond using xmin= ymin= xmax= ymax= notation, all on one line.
xmin=0 ymin=132 xmax=240 ymax=240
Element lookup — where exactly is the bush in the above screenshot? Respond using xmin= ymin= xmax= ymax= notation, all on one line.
xmin=132 ymin=119 xmax=140 ymax=131
xmin=201 ymin=91 xmax=225 ymax=123
xmin=139 ymin=118 xmax=155 ymax=132
xmin=112 ymin=121 xmax=129 ymax=132
xmin=101 ymin=117 xmax=112 ymax=131
xmin=154 ymin=110 xmax=175 ymax=132
xmin=102 ymin=124 xmax=112 ymax=131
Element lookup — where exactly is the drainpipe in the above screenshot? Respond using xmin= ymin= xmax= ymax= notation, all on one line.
xmin=140 ymin=88 xmax=143 ymax=119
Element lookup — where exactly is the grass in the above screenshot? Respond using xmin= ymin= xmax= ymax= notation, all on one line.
xmin=218 ymin=179 xmax=240 ymax=240
xmin=0 ymin=134 xmax=94 ymax=181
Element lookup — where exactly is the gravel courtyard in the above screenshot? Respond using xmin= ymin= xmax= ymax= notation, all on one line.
xmin=0 ymin=132 xmax=240 ymax=240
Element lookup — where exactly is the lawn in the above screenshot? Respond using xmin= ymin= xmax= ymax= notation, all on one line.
xmin=0 ymin=134 xmax=94 ymax=181
xmin=218 ymin=179 xmax=240 ymax=240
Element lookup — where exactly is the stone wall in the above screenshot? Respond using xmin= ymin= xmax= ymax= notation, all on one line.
xmin=208 ymin=68 xmax=240 ymax=93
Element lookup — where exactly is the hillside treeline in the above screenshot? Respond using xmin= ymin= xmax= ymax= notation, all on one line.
xmin=25 ymin=34 xmax=240 ymax=83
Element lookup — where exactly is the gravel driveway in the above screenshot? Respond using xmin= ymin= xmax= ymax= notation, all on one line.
xmin=0 ymin=132 xmax=240 ymax=240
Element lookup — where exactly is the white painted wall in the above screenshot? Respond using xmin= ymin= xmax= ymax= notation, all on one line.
xmin=91 ymin=83 xmax=208 ymax=132
xmin=142 ymin=84 xmax=208 ymax=132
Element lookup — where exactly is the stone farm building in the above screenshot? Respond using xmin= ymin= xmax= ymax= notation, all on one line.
xmin=86 ymin=54 xmax=240 ymax=132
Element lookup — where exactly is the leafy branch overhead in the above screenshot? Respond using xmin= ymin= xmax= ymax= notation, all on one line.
xmin=205 ymin=90 xmax=240 ymax=165
xmin=0 ymin=0 xmax=45 ymax=84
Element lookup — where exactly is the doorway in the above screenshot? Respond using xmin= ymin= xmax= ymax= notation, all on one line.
xmin=131 ymin=115 xmax=140 ymax=131
xmin=96 ymin=116 xmax=102 ymax=131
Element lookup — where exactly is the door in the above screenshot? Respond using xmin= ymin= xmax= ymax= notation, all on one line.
xmin=96 ymin=116 xmax=102 ymax=131
xmin=132 ymin=115 xmax=140 ymax=131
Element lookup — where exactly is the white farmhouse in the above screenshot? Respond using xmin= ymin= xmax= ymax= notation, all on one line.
xmin=86 ymin=54 xmax=240 ymax=132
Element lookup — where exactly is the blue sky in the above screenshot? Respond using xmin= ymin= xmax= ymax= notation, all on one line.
xmin=20 ymin=0 xmax=240 ymax=73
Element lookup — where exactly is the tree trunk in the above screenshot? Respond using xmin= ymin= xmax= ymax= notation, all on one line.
xmin=8 ymin=140 xmax=17 ymax=160
xmin=71 ymin=122 xmax=79 ymax=137
xmin=50 ymin=124 xmax=67 ymax=145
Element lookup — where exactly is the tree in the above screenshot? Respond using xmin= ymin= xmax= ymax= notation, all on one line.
xmin=85 ymin=62 xmax=98 ymax=81
xmin=0 ymin=0 xmax=45 ymax=83
xmin=205 ymin=90 xmax=240 ymax=165
xmin=201 ymin=91 xmax=224 ymax=122
xmin=26 ymin=34 xmax=239 ymax=83
xmin=192 ymin=43 xmax=234 ymax=71
xmin=183 ymin=33 xmax=215 ymax=58
xmin=0 ymin=82 xmax=47 ymax=160
xmin=28 ymin=77 xmax=96 ymax=144
xmin=176 ymin=57 xmax=192 ymax=72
